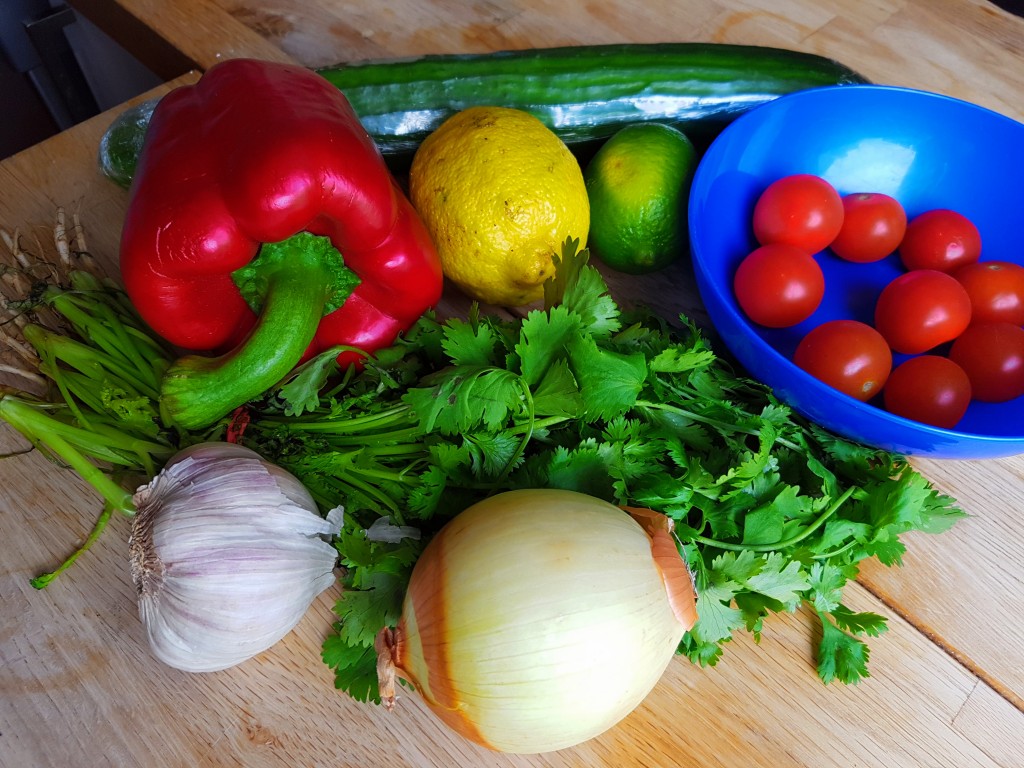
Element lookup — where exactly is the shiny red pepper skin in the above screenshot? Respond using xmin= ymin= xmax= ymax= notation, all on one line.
xmin=119 ymin=58 xmax=442 ymax=365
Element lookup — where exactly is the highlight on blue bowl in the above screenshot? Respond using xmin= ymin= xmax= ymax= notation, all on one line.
xmin=687 ymin=84 xmax=1024 ymax=459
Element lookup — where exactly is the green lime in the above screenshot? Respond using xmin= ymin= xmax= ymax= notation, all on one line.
xmin=583 ymin=123 xmax=697 ymax=274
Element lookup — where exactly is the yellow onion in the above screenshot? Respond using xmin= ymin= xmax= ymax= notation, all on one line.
xmin=376 ymin=488 xmax=697 ymax=754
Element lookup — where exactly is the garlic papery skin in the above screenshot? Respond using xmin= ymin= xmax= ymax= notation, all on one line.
xmin=129 ymin=442 xmax=341 ymax=673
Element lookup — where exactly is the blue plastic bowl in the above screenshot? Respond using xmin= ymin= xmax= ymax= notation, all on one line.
xmin=688 ymin=84 xmax=1024 ymax=459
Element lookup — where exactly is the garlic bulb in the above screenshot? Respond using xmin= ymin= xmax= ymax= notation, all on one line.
xmin=128 ymin=442 xmax=341 ymax=672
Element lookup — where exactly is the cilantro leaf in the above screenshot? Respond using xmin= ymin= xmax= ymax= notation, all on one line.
xmin=863 ymin=532 xmax=908 ymax=567
xmin=815 ymin=518 xmax=873 ymax=555
xmin=542 ymin=237 xmax=586 ymax=307
xmin=333 ymin=570 xmax=406 ymax=648
xmin=516 ymin=304 xmax=581 ymax=387
xmin=531 ymin=443 xmax=618 ymax=499
xmin=530 ymin=357 xmax=583 ymax=418
xmin=235 ymin=225 xmax=966 ymax=697
xmin=808 ymin=562 xmax=852 ymax=613
xmin=322 ymin=633 xmax=382 ymax=703
xmin=405 ymin=366 xmax=523 ymax=433
xmin=830 ymin=604 xmax=889 ymax=638
xmin=741 ymin=505 xmax=786 ymax=546
xmin=541 ymin=235 xmax=620 ymax=336
xmin=560 ymin=266 xmax=622 ymax=339
xmin=678 ymin=632 xmax=726 ymax=668
xmin=566 ymin=334 xmax=647 ymax=422
xmin=274 ymin=347 xmax=343 ymax=416
xmin=406 ymin=465 xmax=448 ymax=518
xmin=745 ymin=553 xmax=810 ymax=611
xmin=713 ymin=421 xmax=779 ymax=493
xmin=465 ymin=431 xmax=524 ymax=477
xmin=649 ymin=345 xmax=717 ymax=375
xmin=713 ymin=549 xmax=763 ymax=584
xmin=441 ymin=312 xmax=501 ymax=367
xmin=817 ymin=610 xmax=873 ymax=684
xmin=734 ymin=592 xmax=776 ymax=638
xmin=690 ymin=581 xmax=746 ymax=645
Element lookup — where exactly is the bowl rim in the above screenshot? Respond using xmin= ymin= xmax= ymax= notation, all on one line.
xmin=687 ymin=83 xmax=1024 ymax=452
xmin=772 ymin=82 xmax=1024 ymax=128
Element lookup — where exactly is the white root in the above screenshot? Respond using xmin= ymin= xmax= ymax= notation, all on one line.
xmin=0 ymin=210 xmax=93 ymax=381
xmin=72 ymin=211 xmax=86 ymax=253
xmin=1 ymin=229 xmax=32 ymax=295
xmin=1 ymin=324 xmax=39 ymax=365
xmin=70 ymin=209 xmax=98 ymax=272
xmin=54 ymin=208 xmax=70 ymax=266
xmin=0 ymin=362 xmax=45 ymax=388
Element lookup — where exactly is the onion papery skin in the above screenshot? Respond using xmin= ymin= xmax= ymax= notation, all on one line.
xmin=391 ymin=488 xmax=691 ymax=754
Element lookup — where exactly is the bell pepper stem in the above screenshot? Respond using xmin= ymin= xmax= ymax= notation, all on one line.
xmin=160 ymin=233 xmax=358 ymax=430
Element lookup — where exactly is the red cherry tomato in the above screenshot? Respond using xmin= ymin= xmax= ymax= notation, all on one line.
xmin=829 ymin=192 xmax=907 ymax=263
xmin=952 ymin=260 xmax=1024 ymax=327
xmin=733 ymin=244 xmax=825 ymax=328
xmin=752 ymin=174 xmax=844 ymax=254
xmin=882 ymin=355 xmax=972 ymax=429
xmin=948 ymin=323 xmax=1024 ymax=403
xmin=793 ymin=320 xmax=892 ymax=401
xmin=898 ymin=208 xmax=982 ymax=272
xmin=873 ymin=269 xmax=972 ymax=354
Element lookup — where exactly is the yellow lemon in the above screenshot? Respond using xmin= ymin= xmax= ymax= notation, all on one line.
xmin=584 ymin=122 xmax=697 ymax=274
xmin=409 ymin=106 xmax=589 ymax=307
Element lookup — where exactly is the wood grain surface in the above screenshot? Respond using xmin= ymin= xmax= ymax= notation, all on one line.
xmin=3 ymin=2 xmax=1024 ymax=766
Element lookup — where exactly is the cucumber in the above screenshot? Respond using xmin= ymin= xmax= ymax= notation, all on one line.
xmin=99 ymin=43 xmax=868 ymax=188
xmin=98 ymin=98 xmax=158 ymax=190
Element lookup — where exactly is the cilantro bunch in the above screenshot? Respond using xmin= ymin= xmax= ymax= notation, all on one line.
xmin=4 ymin=237 xmax=962 ymax=701
xmin=239 ymin=239 xmax=963 ymax=700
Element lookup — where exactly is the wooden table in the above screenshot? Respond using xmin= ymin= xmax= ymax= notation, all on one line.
xmin=2 ymin=2 xmax=1023 ymax=766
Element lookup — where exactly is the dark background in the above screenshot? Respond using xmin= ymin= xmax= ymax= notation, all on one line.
xmin=3 ymin=1 xmax=1023 ymax=161
xmin=1 ymin=1 xmax=161 ymax=160
xmin=992 ymin=0 xmax=1024 ymax=15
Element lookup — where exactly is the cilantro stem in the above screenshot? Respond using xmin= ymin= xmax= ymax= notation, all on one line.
xmin=29 ymin=503 xmax=115 ymax=589
xmin=0 ymin=396 xmax=171 ymax=467
xmin=636 ymin=398 xmax=803 ymax=452
xmin=691 ymin=486 xmax=856 ymax=553
xmin=487 ymin=379 xmax=536 ymax=491
xmin=251 ymin=422 xmax=426 ymax=449
xmin=48 ymin=293 xmax=148 ymax=375
xmin=364 ymin=443 xmax=426 ymax=458
xmin=0 ymin=396 xmax=136 ymax=515
xmin=319 ymin=426 xmax=424 ymax=447
xmin=278 ymin=451 xmax=410 ymax=519
xmin=811 ymin=539 xmax=860 ymax=560
xmin=261 ymin=404 xmax=412 ymax=432
xmin=44 ymin=282 xmax=170 ymax=395
xmin=506 ymin=415 xmax=569 ymax=435
xmin=340 ymin=471 xmax=403 ymax=520
xmin=348 ymin=463 xmax=421 ymax=484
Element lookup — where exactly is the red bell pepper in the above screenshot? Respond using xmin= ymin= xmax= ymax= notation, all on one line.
xmin=119 ymin=58 xmax=442 ymax=429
